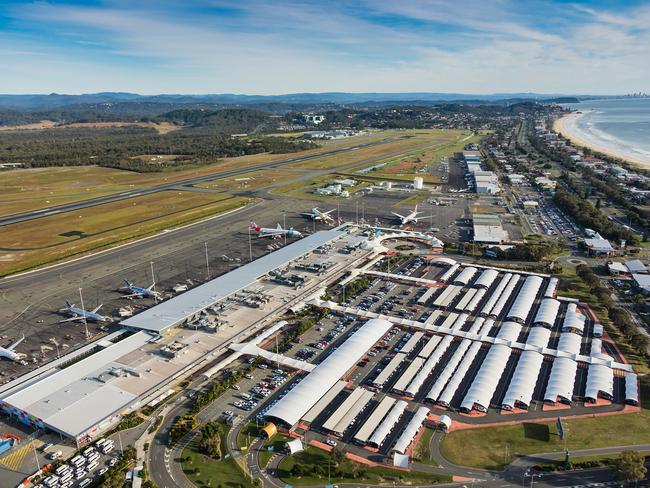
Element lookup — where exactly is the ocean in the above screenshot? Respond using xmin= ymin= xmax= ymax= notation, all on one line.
xmin=562 ymin=98 xmax=650 ymax=166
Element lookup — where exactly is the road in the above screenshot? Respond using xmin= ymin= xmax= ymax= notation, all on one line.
xmin=0 ymin=139 xmax=391 ymax=227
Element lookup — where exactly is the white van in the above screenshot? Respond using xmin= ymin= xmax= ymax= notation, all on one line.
xmin=79 ymin=478 xmax=93 ymax=488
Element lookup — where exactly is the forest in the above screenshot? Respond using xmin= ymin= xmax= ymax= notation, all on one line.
xmin=0 ymin=124 xmax=315 ymax=172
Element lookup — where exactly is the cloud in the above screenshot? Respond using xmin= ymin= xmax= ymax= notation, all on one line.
xmin=0 ymin=0 xmax=649 ymax=94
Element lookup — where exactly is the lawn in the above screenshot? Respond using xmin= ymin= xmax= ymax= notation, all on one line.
xmin=236 ymin=422 xmax=262 ymax=451
xmin=258 ymin=434 xmax=292 ymax=469
xmin=285 ymin=129 xmax=463 ymax=171
xmin=412 ymin=427 xmax=438 ymax=466
xmin=440 ymin=377 xmax=650 ymax=470
xmin=0 ymin=191 xmax=249 ymax=276
xmin=535 ymin=450 xmax=650 ymax=472
xmin=195 ymin=169 xmax=304 ymax=193
xmin=277 ymin=447 xmax=451 ymax=486
xmin=181 ymin=425 xmax=252 ymax=488
xmin=0 ymin=129 xmax=396 ymax=218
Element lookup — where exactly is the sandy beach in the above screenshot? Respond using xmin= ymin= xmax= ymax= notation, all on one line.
xmin=553 ymin=112 xmax=650 ymax=169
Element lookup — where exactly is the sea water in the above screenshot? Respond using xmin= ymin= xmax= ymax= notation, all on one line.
xmin=563 ymin=98 xmax=650 ymax=165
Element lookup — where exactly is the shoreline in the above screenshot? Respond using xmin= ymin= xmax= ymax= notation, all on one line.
xmin=553 ymin=112 xmax=650 ymax=169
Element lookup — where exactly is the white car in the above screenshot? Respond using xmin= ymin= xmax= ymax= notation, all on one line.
xmin=108 ymin=458 xmax=118 ymax=467
xmin=98 ymin=467 xmax=109 ymax=476
xmin=325 ymin=439 xmax=337 ymax=447
xmin=232 ymin=385 xmax=241 ymax=390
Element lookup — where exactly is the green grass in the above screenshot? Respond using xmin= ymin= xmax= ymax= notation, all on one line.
xmin=259 ymin=435 xmax=292 ymax=469
xmin=277 ymin=447 xmax=451 ymax=486
xmin=0 ymin=191 xmax=250 ymax=276
xmin=181 ymin=425 xmax=252 ymax=488
xmin=440 ymin=377 xmax=650 ymax=470
xmin=236 ymin=422 xmax=262 ymax=451
xmin=412 ymin=428 xmax=438 ymax=466
xmin=535 ymin=450 xmax=650 ymax=472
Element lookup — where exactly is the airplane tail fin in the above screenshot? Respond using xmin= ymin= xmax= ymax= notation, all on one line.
xmin=276 ymin=223 xmax=282 ymax=230
xmin=250 ymin=221 xmax=260 ymax=231
xmin=414 ymin=204 xmax=418 ymax=212
xmin=65 ymin=300 xmax=73 ymax=308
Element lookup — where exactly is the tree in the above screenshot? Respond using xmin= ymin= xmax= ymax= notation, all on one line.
xmin=613 ymin=450 xmax=647 ymax=484
xmin=330 ymin=446 xmax=345 ymax=466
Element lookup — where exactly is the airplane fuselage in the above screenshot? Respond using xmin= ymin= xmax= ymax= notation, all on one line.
xmin=65 ymin=306 xmax=108 ymax=322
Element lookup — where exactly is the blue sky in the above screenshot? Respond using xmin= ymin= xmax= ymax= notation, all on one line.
xmin=1 ymin=0 xmax=649 ymax=94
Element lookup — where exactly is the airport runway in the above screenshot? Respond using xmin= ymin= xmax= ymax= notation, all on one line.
xmin=0 ymin=138 xmax=394 ymax=227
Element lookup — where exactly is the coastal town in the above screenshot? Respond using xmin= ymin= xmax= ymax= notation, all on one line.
xmin=1 ymin=1 xmax=649 ymax=488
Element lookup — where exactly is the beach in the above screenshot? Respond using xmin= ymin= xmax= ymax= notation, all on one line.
xmin=553 ymin=111 xmax=650 ymax=169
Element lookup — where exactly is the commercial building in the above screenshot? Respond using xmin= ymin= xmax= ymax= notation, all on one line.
xmin=584 ymin=237 xmax=614 ymax=256
xmin=472 ymin=214 xmax=509 ymax=244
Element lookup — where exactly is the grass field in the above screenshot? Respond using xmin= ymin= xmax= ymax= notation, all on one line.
xmin=181 ymin=425 xmax=251 ymax=488
xmin=0 ymin=191 xmax=249 ymax=276
xmin=286 ymin=129 xmax=469 ymax=171
xmin=195 ymin=169 xmax=304 ymax=193
xmin=535 ymin=450 xmax=650 ymax=472
xmin=277 ymin=446 xmax=451 ymax=486
xmin=440 ymin=378 xmax=650 ymax=470
xmin=0 ymin=130 xmax=424 ymax=218
xmin=412 ymin=427 xmax=438 ymax=465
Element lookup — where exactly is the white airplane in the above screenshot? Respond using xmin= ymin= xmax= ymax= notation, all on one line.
xmin=300 ymin=207 xmax=335 ymax=223
xmin=392 ymin=205 xmax=423 ymax=226
xmin=119 ymin=280 xmax=161 ymax=300
xmin=60 ymin=301 xmax=110 ymax=323
xmin=250 ymin=222 xmax=303 ymax=239
xmin=0 ymin=335 xmax=26 ymax=363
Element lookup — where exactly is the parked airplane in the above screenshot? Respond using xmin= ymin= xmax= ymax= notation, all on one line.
xmin=0 ymin=335 xmax=26 ymax=363
xmin=119 ymin=280 xmax=161 ymax=300
xmin=250 ymin=222 xmax=303 ymax=239
xmin=60 ymin=301 xmax=110 ymax=323
xmin=392 ymin=205 xmax=422 ymax=225
xmin=300 ymin=207 xmax=335 ymax=223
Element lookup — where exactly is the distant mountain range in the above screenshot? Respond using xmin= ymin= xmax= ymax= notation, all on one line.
xmin=0 ymin=91 xmax=596 ymax=111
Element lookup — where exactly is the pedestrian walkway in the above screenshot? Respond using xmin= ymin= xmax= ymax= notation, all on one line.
xmin=0 ymin=438 xmax=37 ymax=471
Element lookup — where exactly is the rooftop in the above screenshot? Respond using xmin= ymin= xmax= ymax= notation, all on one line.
xmin=120 ymin=229 xmax=345 ymax=333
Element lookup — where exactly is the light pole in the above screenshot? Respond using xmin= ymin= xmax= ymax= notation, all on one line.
xmin=150 ymin=261 xmax=156 ymax=296
xmin=78 ymin=287 xmax=89 ymax=339
xmin=248 ymin=227 xmax=253 ymax=262
xmin=32 ymin=442 xmax=41 ymax=472
xmin=283 ymin=211 xmax=287 ymax=246
xmin=204 ymin=242 xmax=210 ymax=279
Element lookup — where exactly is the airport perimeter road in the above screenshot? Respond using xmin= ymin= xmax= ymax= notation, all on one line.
xmin=0 ymin=139 xmax=391 ymax=227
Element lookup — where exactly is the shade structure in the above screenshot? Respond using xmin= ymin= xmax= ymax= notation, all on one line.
xmin=391 ymin=406 xmax=429 ymax=454
xmin=506 ymin=275 xmax=544 ymax=323
xmin=265 ymin=318 xmax=392 ymax=427
xmin=543 ymin=356 xmax=577 ymax=404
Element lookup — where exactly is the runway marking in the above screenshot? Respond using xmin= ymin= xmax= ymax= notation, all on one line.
xmin=0 ymin=439 xmax=36 ymax=471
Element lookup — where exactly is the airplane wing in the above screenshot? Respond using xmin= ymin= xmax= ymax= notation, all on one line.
xmin=298 ymin=212 xmax=315 ymax=218
xmin=7 ymin=335 xmax=25 ymax=351
xmin=91 ymin=304 xmax=103 ymax=313
xmin=392 ymin=212 xmax=405 ymax=219
xmin=120 ymin=292 xmax=142 ymax=299
xmin=323 ymin=209 xmax=336 ymax=215
xmin=60 ymin=316 xmax=83 ymax=323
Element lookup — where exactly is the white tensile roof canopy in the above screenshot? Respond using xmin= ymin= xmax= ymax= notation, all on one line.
xmin=265 ymin=318 xmax=392 ymax=427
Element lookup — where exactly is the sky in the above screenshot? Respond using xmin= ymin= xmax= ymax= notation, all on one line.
xmin=1 ymin=0 xmax=649 ymax=95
